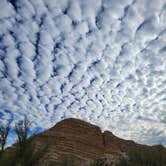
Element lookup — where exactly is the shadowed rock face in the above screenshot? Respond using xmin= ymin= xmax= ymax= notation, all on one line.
xmin=35 ymin=118 xmax=142 ymax=163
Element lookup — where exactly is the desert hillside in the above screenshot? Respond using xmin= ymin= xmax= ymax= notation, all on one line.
xmin=33 ymin=118 xmax=165 ymax=165
xmin=1 ymin=118 xmax=166 ymax=166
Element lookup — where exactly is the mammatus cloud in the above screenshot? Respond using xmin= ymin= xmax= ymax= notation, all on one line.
xmin=0 ymin=0 xmax=166 ymax=145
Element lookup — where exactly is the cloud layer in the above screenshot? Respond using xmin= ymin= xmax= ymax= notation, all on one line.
xmin=0 ymin=0 xmax=166 ymax=145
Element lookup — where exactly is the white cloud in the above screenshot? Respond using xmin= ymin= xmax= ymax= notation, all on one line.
xmin=0 ymin=0 xmax=166 ymax=146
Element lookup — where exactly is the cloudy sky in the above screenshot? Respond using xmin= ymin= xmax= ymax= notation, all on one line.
xmin=0 ymin=0 xmax=166 ymax=145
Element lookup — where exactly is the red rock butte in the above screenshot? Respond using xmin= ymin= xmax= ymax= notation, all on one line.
xmin=35 ymin=118 xmax=144 ymax=163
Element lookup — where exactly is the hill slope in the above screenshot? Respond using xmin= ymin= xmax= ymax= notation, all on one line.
xmin=34 ymin=118 xmax=155 ymax=164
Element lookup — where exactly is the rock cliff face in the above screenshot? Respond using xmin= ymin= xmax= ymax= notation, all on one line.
xmin=35 ymin=118 xmax=143 ymax=164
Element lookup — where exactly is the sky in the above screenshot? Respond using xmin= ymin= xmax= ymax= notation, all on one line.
xmin=0 ymin=0 xmax=166 ymax=146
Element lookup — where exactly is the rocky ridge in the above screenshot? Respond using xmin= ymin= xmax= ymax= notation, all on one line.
xmin=35 ymin=118 xmax=145 ymax=164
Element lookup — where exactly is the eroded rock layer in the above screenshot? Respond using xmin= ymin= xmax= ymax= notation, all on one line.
xmin=36 ymin=118 xmax=142 ymax=163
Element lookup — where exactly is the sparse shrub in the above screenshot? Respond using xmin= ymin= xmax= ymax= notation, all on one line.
xmin=117 ymin=156 xmax=130 ymax=166
xmin=116 ymin=146 xmax=166 ymax=166
xmin=48 ymin=155 xmax=79 ymax=166
xmin=90 ymin=158 xmax=110 ymax=166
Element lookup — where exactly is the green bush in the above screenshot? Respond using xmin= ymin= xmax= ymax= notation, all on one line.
xmin=117 ymin=146 xmax=166 ymax=166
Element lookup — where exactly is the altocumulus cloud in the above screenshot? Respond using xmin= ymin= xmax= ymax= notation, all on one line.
xmin=0 ymin=0 xmax=166 ymax=145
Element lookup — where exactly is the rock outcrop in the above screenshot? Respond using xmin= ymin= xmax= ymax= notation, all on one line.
xmin=35 ymin=118 xmax=143 ymax=164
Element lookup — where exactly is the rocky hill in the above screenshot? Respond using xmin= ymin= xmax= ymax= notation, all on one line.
xmin=34 ymin=118 xmax=149 ymax=165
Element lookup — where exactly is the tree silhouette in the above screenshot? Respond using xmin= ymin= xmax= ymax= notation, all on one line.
xmin=0 ymin=123 xmax=10 ymax=154
xmin=0 ymin=117 xmax=49 ymax=166
xmin=14 ymin=117 xmax=49 ymax=166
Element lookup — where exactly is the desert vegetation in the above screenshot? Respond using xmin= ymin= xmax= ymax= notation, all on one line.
xmin=117 ymin=146 xmax=166 ymax=166
xmin=0 ymin=118 xmax=48 ymax=166
xmin=47 ymin=155 xmax=80 ymax=166
xmin=0 ymin=118 xmax=165 ymax=166
xmin=0 ymin=123 xmax=10 ymax=154
xmin=90 ymin=146 xmax=166 ymax=166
